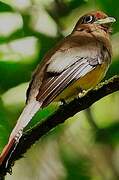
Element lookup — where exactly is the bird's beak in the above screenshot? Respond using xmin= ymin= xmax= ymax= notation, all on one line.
xmin=94 ymin=17 xmax=116 ymax=25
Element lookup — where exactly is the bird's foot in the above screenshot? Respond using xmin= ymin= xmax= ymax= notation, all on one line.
xmin=78 ymin=89 xmax=87 ymax=98
xmin=60 ymin=99 xmax=67 ymax=106
xmin=61 ymin=99 xmax=66 ymax=105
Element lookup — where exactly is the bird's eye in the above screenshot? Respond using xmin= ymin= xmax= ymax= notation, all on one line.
xmin=83 ymin=15 xmax=94 ymax=24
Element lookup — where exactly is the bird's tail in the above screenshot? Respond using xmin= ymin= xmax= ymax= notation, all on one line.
xmin=0 ymin=100 xmax=42 ymax=166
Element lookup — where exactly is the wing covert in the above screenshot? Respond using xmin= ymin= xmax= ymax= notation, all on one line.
xmin=36 ymin=56 xmax=100 ymax=107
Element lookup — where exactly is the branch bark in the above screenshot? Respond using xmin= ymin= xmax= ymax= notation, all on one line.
xmin=0 ymin=75 xmax=119 ymax=177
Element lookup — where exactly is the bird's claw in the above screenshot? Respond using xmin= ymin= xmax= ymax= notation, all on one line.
xmin=61 ymin=99 xmax=67 ymax=106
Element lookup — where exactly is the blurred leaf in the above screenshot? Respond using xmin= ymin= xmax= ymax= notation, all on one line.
xmin=0 ymin=37 xmax=39 ymax=63
xmin=0 ymin=12 xmax=23 ymax=38
xmin=0 ymin=36 xmax=39 ymax=92
xmin=96 ymin=122 xmax=119 ymax=146
xmin=30 ymin=6 xmax=58 ymax=37
xmin=91 ymin=91 xmax=119 ymax=127
xmin=60 ymin=147 xmax=91 ymax=180
xmin=0 ymin=1 xmax=13 ymax=12
xmin=2 ymin=83 xmax=28 ymax=109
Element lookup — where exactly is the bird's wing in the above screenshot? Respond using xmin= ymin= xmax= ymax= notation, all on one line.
xmin=37 ymin=55 xmax=101 ymax=107
xmin=27 ymin=42 xmax=102 ymax=104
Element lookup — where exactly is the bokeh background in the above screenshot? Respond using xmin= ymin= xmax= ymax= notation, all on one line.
xmin=0 ymin=0 xmax=119 ymax=179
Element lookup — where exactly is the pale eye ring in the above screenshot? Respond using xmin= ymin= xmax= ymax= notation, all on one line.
xmin=84 ymin=15 xmax=94 ymax=23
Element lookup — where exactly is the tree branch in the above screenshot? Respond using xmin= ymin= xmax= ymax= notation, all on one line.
xmin=0 ymin=75 xmax=119 ymax=177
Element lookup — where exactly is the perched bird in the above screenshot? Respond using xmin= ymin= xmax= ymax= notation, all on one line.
xmin=0 ymin=11 xmax=116 ymax=166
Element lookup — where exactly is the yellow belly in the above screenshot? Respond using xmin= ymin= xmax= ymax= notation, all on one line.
xmin=55 ymin=63 xmax=108 ymax=101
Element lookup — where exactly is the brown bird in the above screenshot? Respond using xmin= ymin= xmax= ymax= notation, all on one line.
xmin=0 ymin=11 xmax=116 ymax=166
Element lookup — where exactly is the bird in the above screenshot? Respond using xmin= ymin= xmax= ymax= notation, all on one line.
xmin=0 ymin=11 xmax=116 ymax=166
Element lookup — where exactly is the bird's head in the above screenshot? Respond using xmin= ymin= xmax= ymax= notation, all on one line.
xmin=73 ymin=11 xmax=116 ymax=34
